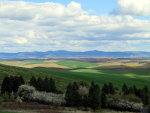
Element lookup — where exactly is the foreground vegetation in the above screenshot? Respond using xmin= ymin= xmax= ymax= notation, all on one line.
xmin=0 ymin=59 xmax=150 ymax=112
xmin=0 ymin=75 xmax=150 ymax=113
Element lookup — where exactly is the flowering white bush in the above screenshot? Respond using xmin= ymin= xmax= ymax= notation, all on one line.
xmin=108 ymin=98 xmax=143 ymax=112
xmin=17 ymin=85 xmax=35 ymax=101
xmin=31 ymin=91 xmax=65 ymax=105
xmin=17 ymin=85 xmax=65 ymax=106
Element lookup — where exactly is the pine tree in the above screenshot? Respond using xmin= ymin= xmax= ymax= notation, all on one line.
xmin=1 ymin=76 xmax=9 ymax=94
xmin=36 ymin=77 xmax=43 ymax=91
xmin=102 ymin=83 xmax=109 ymax=94
xmin=108 ymin=82 xmax=115 ymax=94
xmin=19 ymin=76 xmax=25 ymax=84
xmin=43 ymin=77 xmax=49 ymax=92
xmin=65 ymin=83 xmax=73 ymax=106
xmin=29 ymin=76 xmax=37 ymax=88
xmin=72 ymin=82 xmax=82 ymax=106
xmin=88 ymin=82 xmax=101 ymax=109
xmin=49 ymin=78 xmax=56 ymax=92
xmin=65 ymin=82 xmax=82 ymax=106
xmin=13 ymin=76 xmax=20 ymax=93
xmin=101 ymin=92 xmax=107 ymax=108
xmin=122 ymin=84 xmax=129 ymax=95
xmin=142 ymin=85 xmax=149 ymax=105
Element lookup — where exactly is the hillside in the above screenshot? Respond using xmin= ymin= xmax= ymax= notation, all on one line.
xmin=0 ymin=64 xmax=150 ymax=90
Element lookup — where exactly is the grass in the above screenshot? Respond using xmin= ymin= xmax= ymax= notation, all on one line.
xmin=0 ymin=59 xmax=150 ymax=91
xmin=55 ymin=60 xmax=98 ymax=69
xmin=35 ymin=68 xmax=150 ymax=88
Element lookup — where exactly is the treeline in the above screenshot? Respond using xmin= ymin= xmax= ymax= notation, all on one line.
xmin=0 ymin=75 xmax=150 ymax=111
xmin=29 ymin=76 xmax=58 ymax=93
xmin=122 ymin=84 xmax=149 ymax=105
xmin=1 ymin=76 xmax=24 ymax=94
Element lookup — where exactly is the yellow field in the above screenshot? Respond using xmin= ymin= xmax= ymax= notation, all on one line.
xmin=0 ymin=61 xmax=68 ymax=69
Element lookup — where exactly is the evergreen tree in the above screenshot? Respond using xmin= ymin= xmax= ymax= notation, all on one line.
xmin=19 ymin=76 xmax=25 ymax=84
xmin=43 ymin=77 xmax=49 ymax=92
xmin=65 ymin=82 xmax=81 ymax=106
xmin=108 ymin=82 xmax=115 ymax=94
xmin=133 ymin=85 xmax=137 ymax=95
xmin=13 ymin=76 xmax=20 ymax=93
xmin=72 ymin=82 xmax=82 ymax=106
xmin=29 ymin=76 xmax=37 ymax=88
xmin=122 ymin=83 xmax=128 ymax=95
xmin=88 ymin=82 xmax=101 ymax=109
xmin=128 ymin=87 xmax=134 ymax=94
xmin=142 ymin=85 xmax=149 ymax=105
xmin=36 ymin=77 xmax=43 ymax=91
xmin=1 ymin=76 xmax=9 ymax=94
xmin=101 ymin=92 xmax=107 ymax=108
xmin=102 ymin=83 xmax=109 ymax=94
xmin=49 ymin=78 xmax=56 ymax=92
xmin=65 ymin=83 xmax=74 ymax=106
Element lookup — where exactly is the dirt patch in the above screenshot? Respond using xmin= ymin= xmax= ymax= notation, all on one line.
xmin=3 ymin=102 xmax=61 ymax=113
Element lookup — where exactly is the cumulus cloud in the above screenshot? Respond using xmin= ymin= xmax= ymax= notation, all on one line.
xmin=0 ymin=1 xmax=150 ymax=52
xmin=111 ymin=0 xmax=150 ymax=16
xmin=12 ymin=38 xmax=28 ymax=44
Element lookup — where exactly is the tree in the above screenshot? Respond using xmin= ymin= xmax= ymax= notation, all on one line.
xmin=1 ymin=75 xmax=24 ymax=94
xmin=49 ymin=78 xmax=56 ymax=92
xmin=108 ymin=82 xmax=115 ymax=94
xmin=1 ymin=76 xmax=9 ymax=94
xmin=36 ymin=77 xmax=43 ymax=91
xmin=65 ymin=82 xmax=82 ymax=106
xmin=142 ymin=85 xmax=149 ymax=105
xmin=29 ymin=76 xmax=37 ymax=88
xmin=19 ymin=76 xmax=25 ymax=84
xmin=102 ymin=83 xmax=109 ymax=94
xmin=43 ymin=77 xmax=49 ymax=92
xmin=88 ymin=82 xmax=101 ymax=109
xmin=122 ymin=83 xmax=129 ymax=95
xmin=101 ymin=92 xmax=107 ymax=108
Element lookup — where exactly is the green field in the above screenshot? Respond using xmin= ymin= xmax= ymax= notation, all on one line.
xmin=0 ymin=62 xmax=150 ymax=90
xmin=56 ymin=60 xmax=98 ymax=68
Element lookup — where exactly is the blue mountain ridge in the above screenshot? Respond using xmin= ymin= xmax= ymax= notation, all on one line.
xmin=0 ymin=50 xmax=150 ymax=59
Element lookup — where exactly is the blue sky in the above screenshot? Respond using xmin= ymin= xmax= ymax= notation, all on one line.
xmin=0 ymin=0 xmax=150 ymax=52
xmin=9 ymin=0 xmax=118 ymax=15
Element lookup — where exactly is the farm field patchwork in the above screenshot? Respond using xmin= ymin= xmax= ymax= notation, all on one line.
xmin=0 ymin=58 xmax=150 ymax=89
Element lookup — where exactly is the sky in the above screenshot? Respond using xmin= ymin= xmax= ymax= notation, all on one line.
xmin=0 ymin=0 xmax=150 ymax=52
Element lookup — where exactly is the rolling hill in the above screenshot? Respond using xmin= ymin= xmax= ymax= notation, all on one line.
xmin=0 ymin=63 xmax=150 ymax=91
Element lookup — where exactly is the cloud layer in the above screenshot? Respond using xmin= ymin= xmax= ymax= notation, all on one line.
xmin=0 ymin=1 xmax=150 ymax=52
xmin=111 ymin=0 xmax=150 ymax=16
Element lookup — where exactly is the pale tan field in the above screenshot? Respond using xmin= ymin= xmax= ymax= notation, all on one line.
xmin=0 ymin=61 xmax=68 ymax=69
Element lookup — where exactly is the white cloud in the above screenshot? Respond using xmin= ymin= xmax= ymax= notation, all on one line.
xmin=111 ymin=0 xmax=150 ymax=16
xmin=0 ymin=1 xmax=150 ymax=52
xmin=122 ymin=32 xmax=150 ymax=38
xmin=13 ymin=38 xmax=28 ymax=44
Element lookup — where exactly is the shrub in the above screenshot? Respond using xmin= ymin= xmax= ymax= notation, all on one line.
xmin=122 ymin=94 xmax=142 ymax=103
xmin=16 ymin=96 xmax=23 ymax=104
xmin=107 ymin=97 xmax=143 ymax=112
xmin=31 ymin=91 xmax=65 ymax=106
xmin=17 ymin=85 xmax=35 ymax=101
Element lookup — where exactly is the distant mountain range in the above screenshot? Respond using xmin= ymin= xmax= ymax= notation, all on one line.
xmin=1 ymin=50 xmax=150 ymax=59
